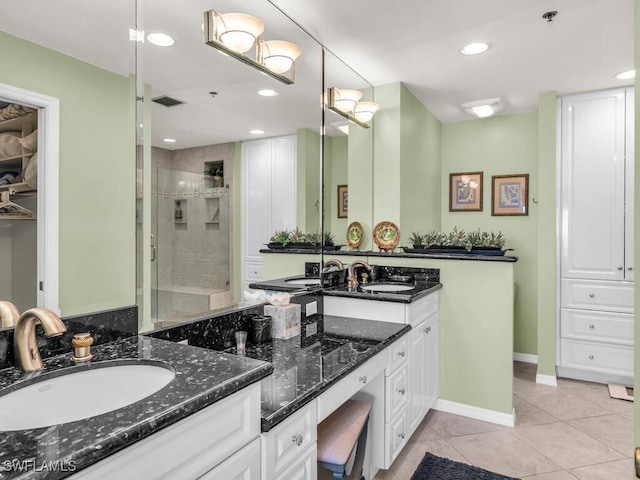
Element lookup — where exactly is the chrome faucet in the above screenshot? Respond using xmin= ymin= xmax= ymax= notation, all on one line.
xmin=322 ymin=259 xmax=344 ymax=272
xmin=14 ymin=308 xmax=67 ymax=372
xmin=0 ymin=301 xmax=20 ymax=328
xmin=347 ymin=261 xmax=372 ymax=287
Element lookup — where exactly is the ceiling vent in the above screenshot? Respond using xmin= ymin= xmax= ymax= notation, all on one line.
xmin=152 ymin=96 xmax=184 ymax=107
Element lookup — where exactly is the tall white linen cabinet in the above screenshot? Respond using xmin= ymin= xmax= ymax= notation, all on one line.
xmin=558 ymin=87 xmax=635 ymax=385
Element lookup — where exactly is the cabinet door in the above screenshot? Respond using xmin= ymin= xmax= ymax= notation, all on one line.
xmin=423 ymin=314 xmax=439 ymax=410
xmin=199 ymin=438 xmax=260 ymax=480
xmin=625 ymin=87 xmax=634 ymax=281
xmin=561 ymin=89 xmax=626 ymax=280
xmin=406 ymin=324 xmax=425 ymax=435
xmin=270 ymin=135 xmax=297 ymax=233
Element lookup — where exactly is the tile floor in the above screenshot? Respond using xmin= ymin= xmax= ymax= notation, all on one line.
xmin=372 ymin=362 xmax=634 ymax=480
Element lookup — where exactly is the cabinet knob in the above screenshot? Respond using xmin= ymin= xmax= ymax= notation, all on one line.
xmin=618 ymin=266 xmax=624 ymax=271
xmin=398 ymin=433 xmax=405 ymax=439
xmin=628 ymin=267 xmax=633 ymax=271
xmin=397 ymin=351 xmax=405 ymax=358
xmin=589 ymin=293 xmax=595 ymax=298
xmin=424 ymin=326 xmax=431 ymax=334
xmin=589 ymin=324 xmax=595 ymax=329
xmin=359 ymin=376 xmax=367 ymax=384
xmin=292 ymin=434 xmax=304 ymax=446
xmin=589 ymin=354 xmax=594 ymax=360
xmin=398 ymin=388 xmax=406 ymax=395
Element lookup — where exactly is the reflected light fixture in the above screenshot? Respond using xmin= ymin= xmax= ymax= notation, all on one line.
xmin=461 ymin=98 xmax=503 ymax=118
xmin=250 ymin=129 xmax=265 ymax=135
xmin=258 ymin=89 xmax=278 ymax=97
xmin=354 ymin=101 xmax=380 ymax=123
xmin=327 ymin=87 xmax=378 ymax=128
xmin=204 ymin=10 xmax=301 ymax=85
xmin=147 ymin=32 xmax=174 ymax=47
xmin=614 ymin=69 xmax=635 ymax=80
xmin=217 ymin=13 xmax=264 ymax=54
xmin=163 ymin=138 xmax=176 ymax=143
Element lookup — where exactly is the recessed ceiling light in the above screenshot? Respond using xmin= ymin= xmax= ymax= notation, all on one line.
xmin=250 ymin=129 xmax=265 ymax=135
xmin=461 ymin=42 xmax=490 ymax=55
xmin=147 ymin=32 xmax=174 ymax=47
xmin=163 ymin=138 xmax=176 ymax=143
xmin=614 ymin=69 xmax=635 ymax=80
xmin=461 ymin=98 xmax=503 ymax=118
xmin=258 ymin=89 xmax=278 ymax=97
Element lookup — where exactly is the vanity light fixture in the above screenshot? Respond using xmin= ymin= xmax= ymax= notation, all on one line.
xmin=327 ymin=87 xmax=378 ymax=129
xmin=614 ymin=69 xmax=635 ymax=80
xmin=147 ymin=32 xmax=175 ymax=47
xmin=203 ymin=9 xmax=302 ymax=85
xmin=258 ymin=89 xmax=278 ymax=97
xmin=163 ymin=138 xmax=177 ymax=143
xmin=461 ymin=98 xmax=503 ymax=118
xmin=461 ymin=42 xmax=489 ymax=55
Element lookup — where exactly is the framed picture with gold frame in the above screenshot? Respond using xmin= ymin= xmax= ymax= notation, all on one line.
xmin=491 ymin=174 xmax=529 ymax=216
xmin=337 ymin=184 xmax=348 ymax=218
xmin=449 ymin=172 xmax=483 ymax=211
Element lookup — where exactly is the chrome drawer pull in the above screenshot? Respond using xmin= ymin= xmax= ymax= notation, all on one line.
xmin=359 ymin=376 xmax=367 ymax=384
xmin=589 ymin=324 xmax=595 ymax=329
xmin=292 ymin=434 xmax=304 ymax=446
xmin=398 ymin=388 xmax=406 ymax=395
xmin=397 ymin=351 xmax=405 ymax=358
xmin=628 ymin=267 xmax=634 ymax=271
xmin=424 ymin=326 xmax=431 ymax=334
xmin=589 ymin=293 xmax=595 ymax=298
xmin=589 ymin=354 xmax=594 ymax=360
xmin=398 ymin=433 xmax=405 ymax=439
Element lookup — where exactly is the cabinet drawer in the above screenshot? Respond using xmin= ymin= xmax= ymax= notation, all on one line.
xmin=385 ymin=364 xmax=408 ymax=422
xmin=560 ymin=309 xmax=633 ymax=345
xmin=261 ymin=400 xmax=317 ymax=480
xmin=317 ymin=351 xmax=386 ymax=422
xmin=199 ymin=438 xmax=260 ymax=480
xmin=561 ymin=278 xmax=633 ymax=313
xmin=274 ymin=444 xmax=317 ymax=480
xmin=245 ymin=262 xmax=263 ymax=281
xmin=386 ymin=335 xmax=408 ymax=375
xmin=384 ymin=410 xmax=408 ymax=468
xmin=405 ymin=292 xmax=438 ymax=327
xmin=560 ymin=339 xmax=633 ymax=376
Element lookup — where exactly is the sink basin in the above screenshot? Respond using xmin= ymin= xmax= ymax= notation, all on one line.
xmin=361 ymin=283 xmax=415 ymax=293
xmin=0 ymin=361 xmax=175 ymax=431
xmin=284 ymin=277 xmax=321 ymax=286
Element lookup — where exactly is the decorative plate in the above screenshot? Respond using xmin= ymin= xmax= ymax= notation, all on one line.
xmin=346 ymin=222 xmax=364 ymax=249
xmin=373 ymin=221 xmax=400 ymax=251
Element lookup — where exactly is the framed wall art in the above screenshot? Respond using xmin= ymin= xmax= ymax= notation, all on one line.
xmin=491 ymin=174 xmax=529 ymax=216
xmin=337 ymin=184 xmax=348 ymax=218
xmin=449 ymin=172 xmax=483 ymax=211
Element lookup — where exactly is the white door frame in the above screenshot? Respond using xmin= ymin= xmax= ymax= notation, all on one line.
xmin=0 ymin=82 xmax=60 ymax=314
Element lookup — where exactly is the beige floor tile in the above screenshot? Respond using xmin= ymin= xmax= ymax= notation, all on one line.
xmin=517 ymin=388 xmax=613 ymax=421
xmin=425 ymin=409 xmax=503 ymax=437
xmin=567 ymin=414 xmax=633 ymax=456
xmin=514 ymin=395 xmax=560 ymax=427
xmin=521 ymin=471 xmax=579 ymax=479
xmin=513 ymin=423 xmax=624 ymax=469
xmin=619 ymin=411 xmax=634 ymax=422
xmin=372 ymin=467 xmax=397 ymax=480
xmin=568 ymin=458 xmax=633 ymax=480
xmin=558 ymin=379 xmax=634 ymax=414
xmin=447 ymin=429 xmax=561 ymax=478
xmin=389 ymin=438 xmax=467 ymax=480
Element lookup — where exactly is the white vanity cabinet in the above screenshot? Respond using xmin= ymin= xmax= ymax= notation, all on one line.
xmin=559 ymin=87 xmax=635 ymax=385
xmin=72 ymin=383 xmax=262 ymax=480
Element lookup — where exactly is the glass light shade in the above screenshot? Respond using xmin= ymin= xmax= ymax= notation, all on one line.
xmin=334 ymin=89 xmax=363 ymax=113
xmin=261 ymin=40 xmax=302 ymax=74
xmin=218 ymin=13 xmax=264 ymax=54
xmin=472 ymin=105 xmax=495 ymax=118
xmin=614 ymin=69 xmax=635 ymax=80
xmin=354 ymin=101 xmax=379 ymax=123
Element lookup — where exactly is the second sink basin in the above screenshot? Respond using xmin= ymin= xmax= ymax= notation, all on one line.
xmin=0 ymin=361 xmax=175 ymax=431
xmin=284 ymin=277 xmax=321 ymax=286
xmin=361 ymin=283 xmax=415 ymax=293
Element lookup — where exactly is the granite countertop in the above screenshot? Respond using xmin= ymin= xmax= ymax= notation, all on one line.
xmin=0 ymin=336 xmax=273 ymax=479
xmin=227 ymin=315 xmax=410 ymax=431
xmin=261 ymin=248 xmax=518 ymax=262
xmin=322 ymin=281 xmax=442 ymax=303
xmin=248 ymin=274 xmax=323 ymax=293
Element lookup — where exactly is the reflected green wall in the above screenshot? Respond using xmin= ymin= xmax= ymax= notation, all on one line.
xmin=325 ymin=135 xmax=348 ymax=240
xmin=297 ymin=128 xmax=321 ymax=233
xmin=0 ymin=32 xmax=136 ymax=316
xmin=440 ymin=112 xmax=539 ymax=355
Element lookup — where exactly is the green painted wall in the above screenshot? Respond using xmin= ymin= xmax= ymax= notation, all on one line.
xmin=441 ymin=113 xmax=539 ymax=355
xmin=0 ymin=32 xmax=136 ymax=316
xmin=348 ymin=109 xmax=374 ymax=250
xmin=325 ymin=135 xmax=348 ymax=241
xmin=297 ymin=128 xmax=321 ymax=233
xmin=536 ymin=92 xmax=558 ymax=376
xmin=400 ymin=84 xmax=442 ymax=235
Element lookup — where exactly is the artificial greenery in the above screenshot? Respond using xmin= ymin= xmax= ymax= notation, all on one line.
xmin=409 ymin=227 xmax=505 ymax=252
xmin=269 ymin=228 xmax=334 ymax=246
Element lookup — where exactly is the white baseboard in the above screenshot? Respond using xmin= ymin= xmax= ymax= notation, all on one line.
xmin=513 ymin=352 xmax=538 ymax=364
xmin=434 ymin=399 xmax=515 ymax=427
xmin=536 ymin=374 xmax=558 ymax=386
